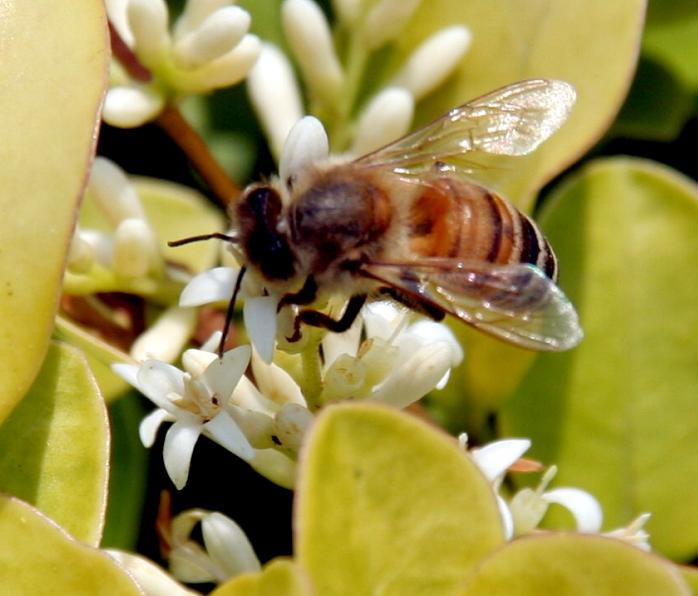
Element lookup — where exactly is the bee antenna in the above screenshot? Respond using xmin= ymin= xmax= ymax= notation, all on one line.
xmin=218 ymin=266 xmax=247 ymax=358
xmin=168 ymin=232 xmax=238 ymax=248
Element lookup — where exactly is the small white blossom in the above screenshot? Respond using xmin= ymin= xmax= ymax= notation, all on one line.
xmin=105 ymin=0 xmax=259 ymax=127
xmin=392 ymin=25 xmax=472 ymax=100
xmin=352 ymin=87 xmax=414 ymax=155
xmin=113 ymin=346 xmax=254 ymax=489
xmin=247 ymin=43 xmax=304 ymax=159
xmin=282 ymin=0 xmax=344 ymax=104
xmin=167 ymin=509 xmax=261 ymax=584
xmin=604 ymin=513 xmax=652 ymax=551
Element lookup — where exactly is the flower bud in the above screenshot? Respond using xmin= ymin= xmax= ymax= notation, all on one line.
xmin=352 ymin=87 xmax=414 ymax=155
xmin=201 ymin=512 xmax=261 ymax=578
xmin=131 ymin=307 xmax=198 ymax=362
xmin=362 ymin=0 xmax=422 ymax=50
xmin=273 ymin=403 xmax=314 ymax=453
xmin=113 ymin=217 xmax=159 ymax=278
xmin=103 ymin=85 xmax=165 ymax=128
xmin=66 ymin=228 xmax=95 ymax=273
xmin=88 ymin=158 xmax=146 ymax=224
xmin=127 ymin=0 xmax=170 ymax=69
xmin=279 ymin=116 xmax=329 ymax=189
xmin=247 ymin=43 xmax=304 ymax=160
xmin=174 ymin=0 xmax=231 ymax=38
xmin=282 ymin=0 xmax=343 ymax=104
xmin=392 ymin=26 xmax=471 ymax=100
xmin=173 ymin=6 xmax=251 ymax=68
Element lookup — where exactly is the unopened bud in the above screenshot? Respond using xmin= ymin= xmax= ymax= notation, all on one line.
xmin=127 ymin=0 xmax=170 ymax=69
xmin=67 ymin=228 xmax=95 ymax=273
xmin=131 ymin=307 xmax=198 ymax=362
xmin=352 ymin=87 xmax=414 ymax=155
xmin=103 ymin=85 xmax=165 ymax=128
xmin=113 ymin=218 xmax=159 ymax=278
xmin=273 ymin=403 xmax=314 ymax=454
xmin=88 ymin=158 xmax=146 ymax=224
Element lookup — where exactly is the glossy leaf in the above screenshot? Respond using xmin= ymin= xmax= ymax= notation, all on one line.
xmin=0 ymin=342 xmax=110 ymax=546
xmin=0 ymin=0 xmax=108 ymax=423
xmin=502 ymin=158 xmax=698 ymax=559
xmin=644 ymin=7 xmax=698 ymax=89
xmin=0 ymin=496 xmax=141 ymax=595
xmin=460 ymin=534 xmax=690 ymax=595
xmin=387 ymin=0 xmax=646 ymax=210
xmin=296 ymin=403 xmax=504 ymax=596
xmin=212 ymin=558 xmax=312 ymax=596
xmin=679 ymin=565 xmax=698 ymax=594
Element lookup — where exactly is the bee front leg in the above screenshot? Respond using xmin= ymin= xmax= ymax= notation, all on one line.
xmin=277 ymin=276 xmax=318 ymax=311
xmin=286 ymin=294 xmax=367 ymax=342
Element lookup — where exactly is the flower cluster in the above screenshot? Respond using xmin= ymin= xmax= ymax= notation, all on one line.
xmin=104 ymin=0 xmax=259 ymax=127
xmin=460 ymin=434 xmax=652 ymax=550
xmin=247 ymin=0 xmax=471 ymax=158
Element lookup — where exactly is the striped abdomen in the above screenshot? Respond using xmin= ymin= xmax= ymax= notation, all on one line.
xmin=408 ymin=176 xmax=558 ymax=280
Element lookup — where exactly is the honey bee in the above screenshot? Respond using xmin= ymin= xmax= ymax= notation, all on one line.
xmin=172 ymin=79 xmax=583 ymax=353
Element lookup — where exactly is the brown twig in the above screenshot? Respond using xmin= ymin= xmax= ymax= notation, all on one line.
xmin=108 ymin=22 xmax=241 ymax=207
xmin=156 ymin=105 xmax=241 ymax=206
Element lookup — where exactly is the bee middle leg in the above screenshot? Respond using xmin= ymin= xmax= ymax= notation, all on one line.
xmin=287 ymin=294 xmax=367 ymax=342
xmin=277 ymin=276 xmax=318 ymax=311
xmin=378 ymin=287 xmax=446 ymax=321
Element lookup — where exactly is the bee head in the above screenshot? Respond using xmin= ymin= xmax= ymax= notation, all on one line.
xmin=236 ymin=184 xmax=296 ymax=281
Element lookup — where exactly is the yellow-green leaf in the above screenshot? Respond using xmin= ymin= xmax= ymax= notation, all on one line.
xmin=644 ymin=6 xmax=698 ymax=89
xmin=679 ymin=565 xmax=698 ymax=594
xmin=389 ymin=0 xmax=646 ymax=210
xmin=502 ymin=159 xmax=698 ymax=560
xmin=460 ymin=534 xmax=690 ymax=595
xmin=0 ymin=496 xmax=141 ymax=595
xmin=212 ymin=558 xmax=313 ymax=596
xmin=0 ymin=0 xmax=108 ymax=423
xmin=0 ymin=342 xmax=110 ymax=546
xmin=296 ymin=403 xmax=504 ymax=596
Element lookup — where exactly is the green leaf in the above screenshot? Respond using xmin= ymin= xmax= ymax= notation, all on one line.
xmin=460 ymin=535 xmax=690 ymax=595
xmin=0 ymin=342 xmax=110 ymax=546
xmin=0 ymin=0 xmax=108 ymax=423
xmin=388 ymin=0 xmax=646 ymax=210
xmin=212 ymin=558 xmax=313 ymax=596
xmin=0 ymin=496 xmax=141 ymax=595
xmin=101 ymin=395 xmax=150 ymax=550
xmin=296 ymin=403 xmax=504 ymax=596
xmin=679 ymin=565 xmax=698 ymax=594
xmin=644 ymin=5 xmax=698 ymax=89
xmin=611 ymin=56 xmax=694 ymax=141
xmin=501 ymin=158 xmax=698 ymax=560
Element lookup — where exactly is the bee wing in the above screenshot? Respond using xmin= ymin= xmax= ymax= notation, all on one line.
xmin=361 ymin=258 xmax=583 ymax=351
xmin=354 ymin=79 xmax=576 ymax=182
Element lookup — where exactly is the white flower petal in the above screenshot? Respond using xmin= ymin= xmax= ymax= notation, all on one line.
xmin=139 ymin=408 xmax=173 ymax=448
xmin=248 ymin=448 xmax=297 ymax=489
xmin=131 ymin=307 xmax=198 ymax=363
xmin=173 ymin=6 xmax=251 ymax=68
xmin=279 ymin=116 xmax=329 ymax=190
xmin=103 ymin=85 xmax=165 ymax=128
xmin=174 ymin=0 xmax=231 ymax=38
xmin=392 ymin=25 xmax=471 ymax=100
xmin=369 ymin=341 xmax=452 ymax=407
xmin=362 ymin=300 xmax=404 ymax=340
xmin=169 ymin=544 xmax=218 ymax=584
xmin=179 ymin=266 xmax=240 ymax=307
xmin=105 ymin=0 xmax=134 ymax=46
xmin=201 ymin=345 xmax=251 ymax=402
xmin=251 ymin=351 xmax=306 ymax=406
xmin=321 ymin=314 xmax=362 ymax=368
xmin=243 ymin=296 xmax=278 ymax=363
xmin=202 ymin=513 xmax=261 ymax=579
xmin=163 ymin=419 xmax=202 ymax=490
xmin=247 ymin=43 xmax=304 ymax=160
xmin=137 ymin=360 xmax=186 ymax=412
xmin=182 ymin=348 xmax=218 ymax=377
xmin=106 ymin=549 xmax=197 ymax=595
xmin=112 ymin=362 xmax=140 ymax=389
xmin=496 ymin=495 xmax=514 ymax=541
xmin=203 ymin=411 xmax=255 ymax=461
xmin=403 ymin=319 xmax=464 ymax=366
xmin=542 ymin=487 xmax=603 ymax=533
xmin=282 ymin=0 xmax=343 ymax=103
xmin=231 ymin=376 xmax=279 ymax=416
xmin=352 ymin=87 xmax=414 ymax=155
xmin=471 ymin=438 xmax=531 ymax=482
xmin=435 ymin=368 xmax=451 ymax=390
xmin=273 ymin=403 xmax=314 ymax=453
xmin=200 ymin=330 xmax=223 ymax=353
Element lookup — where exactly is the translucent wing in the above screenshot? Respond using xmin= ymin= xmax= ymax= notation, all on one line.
xmin=361 ymin=258 xmax=583 ymax=351
xmin=355 ymin=79 xmax=576 ymax=183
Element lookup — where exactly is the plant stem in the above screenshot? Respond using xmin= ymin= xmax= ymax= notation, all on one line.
xmin=155 ymin=105 xmax=240 ymax=206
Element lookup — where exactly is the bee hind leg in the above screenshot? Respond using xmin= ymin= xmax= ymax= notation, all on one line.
xmin=277 ymin=276 xmax=318 ymax=311
xmin=286 ymin=294 xmax=367 ymax=342
xmin=378 ymin=286 xmax=446 ymax=321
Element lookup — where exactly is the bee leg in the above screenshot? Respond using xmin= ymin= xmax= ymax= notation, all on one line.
xmin=378 ymin=287 xmax=446 ymax=321
xmin=287 ymin=294 xmax=367 ymax=342
xmin=277 ymin=276 xmax=318 ymax=311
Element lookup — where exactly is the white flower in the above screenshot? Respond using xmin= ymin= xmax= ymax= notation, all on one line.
xmin=604 ymin=512 xmax=652 ymax=551
xmin=166 ymin=509 xmax=261 ymax=584
xmin=113 ymin=345 xmax=254 ymax=489
xmin=104 ymin=0 xmax=259 ymax=127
